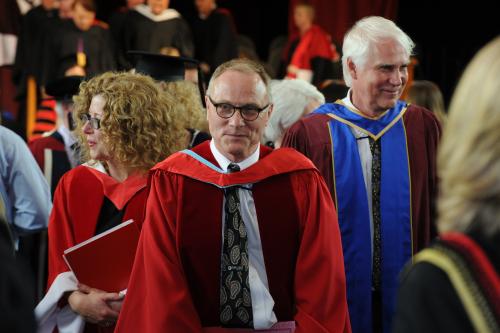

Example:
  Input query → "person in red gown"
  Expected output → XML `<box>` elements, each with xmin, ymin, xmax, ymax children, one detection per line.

<box><xmin>116</xmin><ymin>59</ymin><xmax>350</xmax><ymax>333</ymax></box>
<box><xmin>36</xmin><ymin>71</ymin><xmax>186</xmax><ymax>332</ymax></box>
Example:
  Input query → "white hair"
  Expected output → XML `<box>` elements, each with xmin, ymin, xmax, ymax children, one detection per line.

<box><xmin>342</xmin><ymin>16</ymin><xmax>415</xmax><ymax>87</ymax></box>
<box><xmin>263</xmin><ymin>79</ymin><xmax>325</xmax><ymax>144</ymax></box>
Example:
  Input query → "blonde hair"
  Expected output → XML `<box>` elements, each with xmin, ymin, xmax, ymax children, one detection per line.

<box><xmin>407</xmin><ymin>80</ymin><xmax>447</xmax><ymax>125</ymax></box>
<box><xmin>73</xmin><ymin>71</ymin><xmax>186</xmax><ymax>172</ymax></box>
<box><xmin>438</xmin><ymin>36</ymin><xmax>500</xmax><ymax>236</ymax></box>
<box><xmin>160</xmin><ymin>80</ymin><xmax>208</xmax><ymax>132</ymax></box>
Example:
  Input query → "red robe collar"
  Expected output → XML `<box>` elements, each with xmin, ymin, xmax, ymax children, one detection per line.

<box><xmin>152</xmin><ymin>141</ymin><xmax>316</xmax><ymax>187</ymax></box>
<box><xmin>85</xmin><ymin>167</ymin><xmax>147</xmax><ymax>210</ymax></box>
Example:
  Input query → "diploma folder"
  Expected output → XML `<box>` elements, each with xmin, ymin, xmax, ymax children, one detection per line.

<box><xmin>63</xmin><ymin>219</ymin><xmax>139</xmax><ymax>292</ymax></box>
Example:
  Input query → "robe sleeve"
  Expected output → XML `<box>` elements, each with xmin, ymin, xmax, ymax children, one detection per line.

<box><xmin>115</xmin><ymin>170</ymin><xmax>202</xmax><ymax>332</ymax></box>
<box><xmin>47</xmin><ymin>174</ymin><xmax>74</xmax><ymax>288</ymax></box>
<box><xmin>291</xmin><ymin>170</ymin><xmax>351</xmax><ymax>333</ymax></box>
<box><xmin>282</xmin><ymin>116</ymin><xmax>336</xmax><ymax>201</ymax></box>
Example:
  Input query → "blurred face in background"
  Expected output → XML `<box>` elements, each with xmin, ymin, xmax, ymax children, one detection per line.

<box><xmin>73</xmin><ymin>2</ymin><xmax>95</xmax><ymax>31</ymax></box>
<box><xmin>148</xmin><ymin>0</ymin><xmax>169</xmax><ymax>15</ymax></box>
<box><xmin>195</xmin><ymin>0</ymin><xmax>215</xmax><ymax>17</ymax></box>
<box><xmin>59</xmin><ymin>0</ymin><xmax>74</xmax><ymax>18</ymax></box>
<box><xmin>293</xmin><ymin>5</ymin><xmax>314</xmax><ymax>32</ymax></box>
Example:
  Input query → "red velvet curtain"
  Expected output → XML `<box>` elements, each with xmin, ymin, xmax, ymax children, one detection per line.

<box><xmin>288</xmin><ymin>0</ymin><xmax>399</xmax><ymax>44</ymax></box>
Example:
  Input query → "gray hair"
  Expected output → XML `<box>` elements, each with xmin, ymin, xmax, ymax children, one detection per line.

<box><xmin>263</xmin><ymin>79</ymin><xmax>325</xmax><ymax>144</ymax></box>
<box><xmin>342</xmin><ymin>16</ymin><xmax>415</xmax><ymax>87</ymax></box>
<box><xmin>438</xmin><ymin>36</ymin><xmax>500</xmax><ymax>236</ymax></box>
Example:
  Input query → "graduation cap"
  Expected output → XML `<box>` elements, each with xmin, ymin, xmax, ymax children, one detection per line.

<box><xmin>127</xmin><ymin>50</ymin><xmax>206</xmax><ymax>107</ymax></box>
<box><xmin>45</xmin><ymin>76</ymin><xmax>85</xmax><ymax>101</ymax></box>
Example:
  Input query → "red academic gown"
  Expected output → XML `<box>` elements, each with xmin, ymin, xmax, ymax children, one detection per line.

<box><xmin>115</xmin><ymin>142</ymin><xmax>350</xmax><ymax>333</ymax></box>
<box><xmin>47</xmin><ymin>165</ymin><xmax>148</xmax><ymax>333</ymax></box>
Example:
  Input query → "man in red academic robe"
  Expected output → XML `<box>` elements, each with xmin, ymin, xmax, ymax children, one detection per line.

<box><xmin>116</xmin><ymin>59</ymin><xmax>350</xmax><ymax>333</ymax></box>
<box><xmin>282</xmin><ymin>17</ymin><xmax>440</xmax><ymax>333</ymax></box>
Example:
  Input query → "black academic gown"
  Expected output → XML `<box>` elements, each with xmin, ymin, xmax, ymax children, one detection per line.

<box><xmin>392</xmin><ymin>229</ymin><xmax>500</xmax><ymax>333</ymax></box>
<box><xmin>41</xmin><ymin>20</ymin><xmax>116</xmax><ymax>84</ymax></box>
<box><xmin>13</xmin><ymin>5</ymin><xmax>59</xmax><ymax>97</ymax></box>
<box><xmin>192</xmin><ymin>8</ymin><xmax>238</xmax><ymax>76</ymax></box>
<box><xmin>123</xmin><ymin>9</ymin><xmax>194</xmax><ymax>66</ymax></box>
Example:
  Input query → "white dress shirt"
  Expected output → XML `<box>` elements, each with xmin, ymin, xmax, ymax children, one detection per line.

<box><xmin>210</xmin><ymin>140</ymin><xmax>278</xmax><ymax>329</ymax></box>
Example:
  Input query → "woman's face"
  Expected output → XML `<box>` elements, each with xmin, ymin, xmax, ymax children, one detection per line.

<box><xmin>83</xmin><ymin>95</ymin><xmax>110</xmax><ymax>161</ymax></box>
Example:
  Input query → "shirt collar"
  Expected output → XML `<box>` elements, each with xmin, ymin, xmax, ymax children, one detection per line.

<box><xmin>342</xmin><ymin>89</ymin><xmax>356</xmax><ymax>110</ymax></box>
<box><xmin>210</xmin><ymin>140</ymin><xmax>259</xmax><ymax>172</ymax></box>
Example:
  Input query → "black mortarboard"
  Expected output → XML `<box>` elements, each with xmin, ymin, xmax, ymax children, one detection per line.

<box><xmin>45</xmin><ymin>76</ymin><xmax>85</xmax><ymax>101</ymax></box>
<box><xmin>127</xmin><ymin>50</ymin><xmax>206</xmax><ymax>107</ymax></box>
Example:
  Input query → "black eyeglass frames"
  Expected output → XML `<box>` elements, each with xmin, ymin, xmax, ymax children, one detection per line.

<box><xmin>207</xmin><ymin>95</ymin><xmax>270</xmax><ymax>121</ymax></box>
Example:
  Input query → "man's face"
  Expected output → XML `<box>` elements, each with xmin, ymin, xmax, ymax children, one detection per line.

<box><xmin>206</xmin><ymin>70</ymin><xmax>272</xmax><ymax>162</ymax></box>
<box><xmin>349</xmin><ymin>39</ymin><xmax>409</xmax><ymax>116</ymax></box>
<box><xmin>148</xmin><ymin>0</ymin><xmax>169</xmax><ymax>15</ymax></box>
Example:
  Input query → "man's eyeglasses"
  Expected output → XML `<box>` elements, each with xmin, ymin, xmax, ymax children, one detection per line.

<box><xmin>207</xmin><ymin>96</ymin><xmax>270</xmax><ymax>121</ymax></box>
<box><xmin>79</xmin><ymin>113</ymin><xmax>101</xmax><ymax>130</ymax></box>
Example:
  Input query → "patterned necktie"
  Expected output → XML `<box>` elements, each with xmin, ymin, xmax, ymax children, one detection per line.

<box><xmin>369</xmin><ymin>138</ymin><xmax>383</xmax><ymax>332</ymax></box>
<box><xmin>220</xmin><ymin>163</ymin><xmax>253</xmax><ymax>328</ymax></box>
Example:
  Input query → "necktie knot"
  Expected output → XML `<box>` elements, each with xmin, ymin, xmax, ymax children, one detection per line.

<box><xmin>227</xmin><ymin>163</ymin><xmax>240</xmax><ymax>173</ymax></box>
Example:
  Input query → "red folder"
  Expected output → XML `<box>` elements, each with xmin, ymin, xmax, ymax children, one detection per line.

<box><xmin>63</xmin><ymin>219</ymin><xmax>140</xmax><ymax>293</ymax></box>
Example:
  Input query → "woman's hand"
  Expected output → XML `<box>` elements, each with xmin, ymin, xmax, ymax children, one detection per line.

<box><xmin>68</xmin><ymin>284</ymin><xmax>124</xmax><ymax>327</ymax></box>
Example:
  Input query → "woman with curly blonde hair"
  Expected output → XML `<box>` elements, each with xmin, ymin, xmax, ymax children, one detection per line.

<box><xmin>39</xmin><ymin>71</ymin><xmax>186</xmax><ymax>333</ymax></box>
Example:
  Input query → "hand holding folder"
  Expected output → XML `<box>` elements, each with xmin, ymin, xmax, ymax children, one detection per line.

<box><xmin>63</xmin><ymin>219</ymin><xmax>140</xmax><ymax>292</ymax></box>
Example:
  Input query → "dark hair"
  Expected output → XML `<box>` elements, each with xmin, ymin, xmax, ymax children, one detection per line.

<box><xmin>72</xmin><ymin>0</ymin><xmax>96</xmax><ymax>12</ymax></box>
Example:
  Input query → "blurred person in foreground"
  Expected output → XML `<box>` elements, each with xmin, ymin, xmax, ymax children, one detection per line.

<box><xmin>35</xmin><ymin>72</ymin><xmax>185</xmax><ymax>333</ymax></box>
<box><xmin>393</xmin><ymin>36</ymin><xmax>500</xmax><ymax>333</ymax></box>
<box><xmin>282</xmin><ymin>16</ymin><xmax>441</xmax><ymax>333</ymax></box>
<box><xmin>116</xmin><ymin>58</ymin><xmax>350</xmax><ymax>332</ymax></box>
